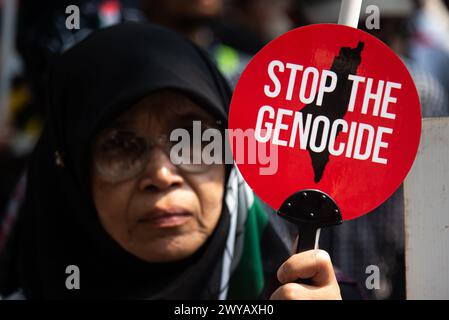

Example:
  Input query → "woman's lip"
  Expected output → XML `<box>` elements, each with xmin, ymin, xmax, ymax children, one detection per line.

<box><xmin>138</xmin><ymin>209</ymin><xmax>193</xmax><ymax>227</ymax></box>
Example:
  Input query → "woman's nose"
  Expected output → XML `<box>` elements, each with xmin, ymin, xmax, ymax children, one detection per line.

<box><xmin>138</xmin><ymin>147</ymin><xmax>184</xmax><ymax>192</ymax></box>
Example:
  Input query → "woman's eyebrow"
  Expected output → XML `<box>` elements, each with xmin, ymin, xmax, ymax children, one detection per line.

<box><xmin>108</xmin><ymin>118</ymin><xmax>136</xmax><ymax>129</ymax></box>
<box><xmin>174</xmin><ymin>112</ymin><xmax>216</xmax><ymax>127</ymax></box>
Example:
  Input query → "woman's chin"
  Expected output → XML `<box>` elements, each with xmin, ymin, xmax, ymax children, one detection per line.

<box><xmin>128</xmin><ymin>233</ymin><xmax>207</xmax><ymax>263</ymax></box>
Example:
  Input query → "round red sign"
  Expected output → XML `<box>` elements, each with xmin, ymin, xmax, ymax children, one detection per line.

<box><xmin>228</xmin><ymin>24</ymin><xmax>421</xmax><ymax>220</ymax></box>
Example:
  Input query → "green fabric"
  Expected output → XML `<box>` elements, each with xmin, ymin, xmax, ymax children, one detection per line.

<box><xmin>214</xmin><ymin>44</ymin><xmax>240</xmax><ymax>78</ymax></box>
<box><xmin>227</xmin><ymin>195</ymin><xmax>269</xmax><ymax>299</ymax></box>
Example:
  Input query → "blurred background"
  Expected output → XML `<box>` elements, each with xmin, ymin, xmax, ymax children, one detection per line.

<box><xmin>1</xmin><ymin>0</ymin><xmax>449</xmax><ymax>300</ymax></box>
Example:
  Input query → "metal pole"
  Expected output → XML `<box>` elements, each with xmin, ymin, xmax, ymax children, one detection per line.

<box><xmin>338</xmin><ymin>0</ymin><xmax>363</xmax><ymax>28</ymax></box>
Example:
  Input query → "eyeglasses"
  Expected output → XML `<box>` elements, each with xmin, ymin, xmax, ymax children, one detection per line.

<box><xmin>92</xmin><ymin>123</ymin><xmax>224</xmax><ymax>183</ymax></box>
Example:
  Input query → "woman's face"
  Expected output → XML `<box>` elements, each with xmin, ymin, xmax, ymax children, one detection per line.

<box><xmin>91</xmin><ymin>91</ymin><xmax>225</xmax><ymax>262</ymax></box>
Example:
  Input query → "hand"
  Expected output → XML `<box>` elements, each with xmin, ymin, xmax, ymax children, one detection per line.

<box><xmin>270</xmin><ymin>249</ymin><xmax>342</xmax><ymax>300</ymax></box>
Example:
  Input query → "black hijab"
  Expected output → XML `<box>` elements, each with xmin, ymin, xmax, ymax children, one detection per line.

<box><xmin>0</xmin><ymin>23</ymin><xmax>234</xmax><ymax>299</ymax></box>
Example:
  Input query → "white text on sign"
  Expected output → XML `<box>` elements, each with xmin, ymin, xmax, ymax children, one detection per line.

<box><xmin>255</xmin><ymin>60</ymin><xmax>400</xmax><ymax>165</ymax></box>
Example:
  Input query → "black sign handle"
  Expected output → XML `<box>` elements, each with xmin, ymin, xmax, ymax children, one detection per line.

<box><xmin>296</xmin><ymin>225</ymin><xmax>320</xmax><ymax>253</ymax></box>
<box><xmin>277</xmin><ymin>190</ymin><xmax>342</xmax><ymax>283</ymax></box>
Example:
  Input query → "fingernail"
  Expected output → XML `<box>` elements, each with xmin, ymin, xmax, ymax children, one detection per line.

<box><xmin>316</xmin><ymin>249</ymin><xmax>331</xmax><ymax>261</ymax></box>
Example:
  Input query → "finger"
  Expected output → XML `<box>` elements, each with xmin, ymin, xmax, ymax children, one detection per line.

<box><xmin>270</xmin><ymin>283</ymin><xmax>305</xmax><ymax>300</ymax></box>
<box><xmin>270</xmin><ymin>282</ymin><xmax>342</xmax><ymax>300</ymax></box>
<box><xmin>277</xmin><ymin>249</ymin><xmax>337</xmax><ymax>286</ymax></box>
<box><xmin>291</xmin><ymin>236</ymin><xmax>298</xmax><ymax>255</ymax></box>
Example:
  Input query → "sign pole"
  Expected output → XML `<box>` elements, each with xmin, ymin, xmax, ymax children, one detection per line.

<box><xmin>338</xmin><ymin>0</ymin><xmax>363</xmax><ymax>28</ymax></box>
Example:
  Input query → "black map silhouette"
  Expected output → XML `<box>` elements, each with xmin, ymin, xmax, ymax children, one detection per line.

<box><xmin>301</xmin><ymin>41</ymin><xmax>364</xmax><ymax>183</ymax></box>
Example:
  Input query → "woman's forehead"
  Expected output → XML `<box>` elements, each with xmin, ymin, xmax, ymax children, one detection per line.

<box><xmin>121</xmin><ymin>91</ymin><xmax>214</xmax><ymax>121</ymax></box>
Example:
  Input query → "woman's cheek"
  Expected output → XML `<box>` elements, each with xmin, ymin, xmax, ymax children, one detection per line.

<box><xmin>189</xmin><ymin>168</ymin><xmax>225</xmax><ymax>234</ymax></box>
<box><xmin>92</xmin><ymin>177</ymin><xmax>135</xmax><ymax>241</ymax></box>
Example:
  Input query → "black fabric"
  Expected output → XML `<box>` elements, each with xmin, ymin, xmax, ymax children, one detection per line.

<box><xmin>0</xmin><ymin>23</ymin><xmax>233</xmax><ymax>299</ymax></box>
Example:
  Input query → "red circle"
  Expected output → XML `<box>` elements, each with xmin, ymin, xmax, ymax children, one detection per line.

<box><xmin>228</xmin><ymin>24</ymin><xmax>421</xmax><ymax>220</ymax></box>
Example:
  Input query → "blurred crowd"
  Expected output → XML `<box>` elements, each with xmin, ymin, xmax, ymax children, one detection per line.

<box><xmin>1</xmin><ymin>0</ymin><xmax>449</xmax><ymax>299</ymax></box>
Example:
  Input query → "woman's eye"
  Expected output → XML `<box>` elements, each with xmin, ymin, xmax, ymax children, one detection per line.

<box><xmin>99</xmin><ymin>131</ymin><xmax>147</xmax><ymax>156</ymax></box>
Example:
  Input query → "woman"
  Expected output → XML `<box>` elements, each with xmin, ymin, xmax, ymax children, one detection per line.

<box><xmin>0</xmin><ymin>23</ymin><xmax>341</xmax><ymax>299</ymax></box>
